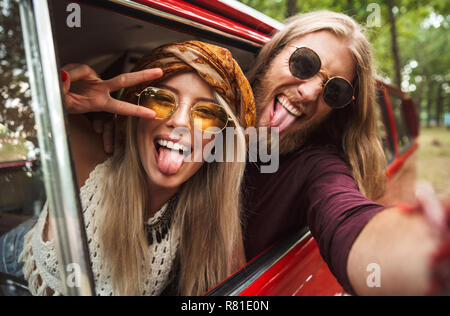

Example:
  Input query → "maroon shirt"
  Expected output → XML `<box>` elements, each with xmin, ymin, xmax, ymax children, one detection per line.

<box><xmin>243</xmin><ymin>145</ymin><xmax>385</xmax><ymax>294</ymax></box>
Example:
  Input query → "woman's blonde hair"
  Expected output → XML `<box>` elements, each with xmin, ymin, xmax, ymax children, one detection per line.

<box><xmin>99</xmin><ymin>83</ymin><xmax>247</xmax><ymax>296</ymax></box>
<box><xmin>249</xmin><ymin>10</ymin><xmax>386</xmax><ymax>200</ymax></box>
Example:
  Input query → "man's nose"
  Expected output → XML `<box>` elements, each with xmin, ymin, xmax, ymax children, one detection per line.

<box><xmin>166</xmin><ymin>102</ymin><xmax>191</xmax><ymax>130</ymax></box>
<box><xmin>296</xmin><ymin>78</ymin><xmax>323</xmax><ymax>103</ymax></box>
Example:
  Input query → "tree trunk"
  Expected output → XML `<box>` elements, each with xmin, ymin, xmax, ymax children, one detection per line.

<box><xmin>435</xmin><ymin>83</ymin><xmax>444</xmax><ymax>127</ymax></box>
<box><xmin>426</xmin><ymin>80</ymin><xmax>434</xmax><ymax>128</ymax></box>
<box><xmin>285</xmin><ymin>0</ymin><xmax>298</xmax><ymax>19</ymax></box>
<box><xmin>447</xmin><ymin>94</ymin><xmax>450</xmax><ymax>113</ymax></box>
<box><xmin>386</xmin><ymin>0</ymin><xmax>402</xmax><ymax>89</ymax></box>
<box><xmin>414</xmin><ymin>78</ymin><xmax>425</xmax><ymax>116</ymax></box>
<box><xmin>446</xmin><ymin>94</ymin><xmax>450</xmax><ymax>130</ymax></box>
<box><xmin>346</xmin><ymin>0</ymin><xmax>355</xmax><ymax>17</ymax></box>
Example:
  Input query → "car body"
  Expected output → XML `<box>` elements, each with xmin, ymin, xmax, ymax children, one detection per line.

<box><xmin>0</xmin><ymin>0</ymin><xmax>419</xmax><ymax>296</ymax></box>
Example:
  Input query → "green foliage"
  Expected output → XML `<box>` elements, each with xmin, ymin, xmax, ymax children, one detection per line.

<box><xmin>417</xmin><ymin>127</ymin><xmax>450</xmax><ymax>199</ymax></box>
<box><xmin>0</xmin><ymin>0</ymin><xmax>36</xmax><ymax>144</ymax></box>
<box><xmin>238</xmin><ymin>0</ymin><xmax>450</xmax><ymax>126</ymax></box>
<box><xmin>0</xmin><ymin>132</ymin><xmax>29</xmax><ymax>162</ymax></box>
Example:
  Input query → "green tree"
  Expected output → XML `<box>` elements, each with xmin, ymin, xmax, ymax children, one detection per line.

<box><xmin>238</xmin><ymin>0</ymin><xmax>450</xmax><ymax>127</ymax></box>
<box><xmin>385</xmin><ymin>0</ymin><xmax>402</xmax><ymax>87</ymax></box>
<box><xmin>285</xmin><ymin>0</ymin><xmax>298</xmax><ymax>18</ymax></box>
<box><xmin>0</xmin><ymin>0</ymin><xmax>35</xmax><ymax>145</ymax></box>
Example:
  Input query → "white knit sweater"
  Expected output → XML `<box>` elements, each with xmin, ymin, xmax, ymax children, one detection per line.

<box><xmin>19</xmin><ymin>160</ymin><xmax>180</xmax><ymax>296</ymax></box>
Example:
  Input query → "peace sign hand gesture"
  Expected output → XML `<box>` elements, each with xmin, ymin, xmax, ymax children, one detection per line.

<box><xmin>61</xmin><ymin>64</ymin><xmax>163</xmax><ymax>119</ymax></box>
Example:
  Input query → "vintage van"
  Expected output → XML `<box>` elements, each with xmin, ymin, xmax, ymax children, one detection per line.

<box><xmin>0</xmin><ymin>0</ymin><xmax>419</xmax><ymax>296</ymax></box>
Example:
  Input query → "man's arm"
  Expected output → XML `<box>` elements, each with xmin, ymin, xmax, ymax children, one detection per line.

<box><xmin>347</xmin><ymin>207</ymin><xmax>440</xmax><ymax>296</ymax></box>
<box><xmin>300</xmin><ymin>148</ymin><xmax>447</xmax><ymax>296</ymax></box>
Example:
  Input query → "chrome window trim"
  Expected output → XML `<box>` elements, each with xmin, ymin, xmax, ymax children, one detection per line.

<box><xmin>217</xmin><ymin>0</ymin><xmax>284</xmax><ymax>31</ymax></box>
<box><xmin>105</xmin><ymin>0</ymin><xmax>265</xmax><ymax>51</ymax></box>
<box><xmin>206</xmin><ymin>228</ymin><xmax>311</xmax><ymax>296</ymax></box>
<box><xmin>17</xmin><ymin>0</ymin><xmax>95</xmax><ymax>296</ymax></box>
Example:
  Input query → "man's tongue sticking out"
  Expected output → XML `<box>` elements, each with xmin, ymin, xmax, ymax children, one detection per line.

<box><xmin>270</xmin><ymin>98</ymin><xmax>297</xmax><ymax>134</ymax></box>
<box><xmin>158</xmin><ymin>148</ymin><xmax>185</xmax><ymax>175</ymax></box>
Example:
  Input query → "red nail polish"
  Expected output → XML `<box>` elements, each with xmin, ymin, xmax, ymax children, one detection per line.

<box><xmin>61</xmin><ymin>70</ymin><xmax>68</xmax><ymax>82</ymax></box>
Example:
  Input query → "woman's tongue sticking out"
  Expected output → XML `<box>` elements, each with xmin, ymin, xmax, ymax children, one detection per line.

<box><xmin>157</xmin><ymin>147</ymin><xmax>185</xmax><ymax>176</ymax></box>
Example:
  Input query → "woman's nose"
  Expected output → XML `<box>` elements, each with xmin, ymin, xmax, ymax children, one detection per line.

<box><xmin>166</xmin><ymin>102</ymin><xmax>191</xmax><ymax>130</ymax></box>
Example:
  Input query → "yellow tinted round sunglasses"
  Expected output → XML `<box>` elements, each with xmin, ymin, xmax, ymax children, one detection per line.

<box><xmin>136</xmin><ymin>86</ymin><xmax>231</xmax><ymax>134</ymax></box>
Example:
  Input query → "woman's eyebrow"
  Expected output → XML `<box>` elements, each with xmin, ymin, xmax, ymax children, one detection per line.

<box><xmin>157</xmin><ymin>84</ymin><xmax>178</xmax><ymax>94</ymax></box>
<box><xmin>195</xmin><ymin>96</ymin><xmax>216</xmax><ymax>103</ymax></box>
<box><xmin>157</xmin><ymin>84</ymin><xmax>216</xmax><ymax>103</ymax></box>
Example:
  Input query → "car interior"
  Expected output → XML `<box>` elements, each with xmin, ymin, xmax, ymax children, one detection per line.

<box><xmin>51</xmin><ymin>0</ymin><xmax>258</xmax><ymax>77</ymax></box>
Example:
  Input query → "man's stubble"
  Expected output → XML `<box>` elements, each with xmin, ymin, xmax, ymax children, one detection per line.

<box><xmin>253</xmin><ymin>73</ymin><xmax>331</xmax><ymax>156</ymax></box>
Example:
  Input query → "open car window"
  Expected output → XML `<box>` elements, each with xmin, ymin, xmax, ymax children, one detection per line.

<box><xmin>46</xmin><ymin>0</ymin><xmax>260</xmax><ymax>296</ymax></box>
<box><xmin>50</xmin><ymin>0</ymin><xmax>259</xmax><ymax>75</ymax></box>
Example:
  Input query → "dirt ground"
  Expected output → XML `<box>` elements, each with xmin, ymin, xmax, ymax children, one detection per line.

<box><xmin>417</xmin><ymin>127</ymin><xmax>450</xmax><ymax>201</ymax></box>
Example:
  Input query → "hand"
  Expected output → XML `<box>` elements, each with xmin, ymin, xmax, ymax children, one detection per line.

<box><xmin>61</xmin><ymin>64</ymin><xmax>163</xmax><ymax>119</ymax></box>
<box><xmin>415</xmin><ymin>182</ymin><xmax>447</xmax><ymax>234</ymax></box>
<box><xmin>413</xmin><ymin>182</ymin><xmax>450</xmax><ymax>295</ymax></box>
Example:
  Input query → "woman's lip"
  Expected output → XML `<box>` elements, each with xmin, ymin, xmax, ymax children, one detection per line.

<box><xmin>155</xmin><ymin>134</ymin><xmax>192</xmax><ymax>151</ymax></box>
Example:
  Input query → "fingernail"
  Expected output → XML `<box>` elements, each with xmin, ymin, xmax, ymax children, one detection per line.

<box><xmin>153</xmin><ymin>68</ymin><xmax>163</xmax><ymax>76</ymax></box>
<box><xmin>61</xmin><ymin>70</ymin><xmax>68</xmax><ymax>82</ymax></box>
<box><xmin>143</xmin><ymin>108</ymin><xmax>156</xmax><ymax>118</ymax></box>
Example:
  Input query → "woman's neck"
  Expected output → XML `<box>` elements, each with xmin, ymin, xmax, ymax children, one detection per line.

<box><xmin>146</xmin><ymin>183</ymin><xmax>179</xmax><ymax>221</ymax></box>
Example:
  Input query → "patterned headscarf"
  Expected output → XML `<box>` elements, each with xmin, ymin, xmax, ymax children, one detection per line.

<box><xmin>124</xmin><ymin>41</ymin><xmax>256</xmax><ymax>130</ymax></box>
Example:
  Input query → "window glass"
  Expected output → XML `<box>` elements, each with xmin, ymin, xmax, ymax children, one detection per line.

<box><xmin>0</xmin><ymin>0</ymin><xmax>45</xmax><ymax>235</ymax></box>
<box><xmin>375</xmin><ymin>90</ymin><xmax>395</xmax><ymax>163</ymax></box>
<box><xmin>389</xmin><ymin>93</ymin><xmax>413</xmax><ymax>153</ymax></box>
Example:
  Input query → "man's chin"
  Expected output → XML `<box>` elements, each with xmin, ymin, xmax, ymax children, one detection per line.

<box><xmin>270</xmin><ymin>114</ymin><xmax>328</xmax><ymax>156</ymax></box>
<box><xmin>259</xmin><ymin>122</ymin><xmax>308</xmax><ymax>156</ymax></box>
<box><xmin>277</xmin><ymin>128</ymin><xmax>309</xmax><ymax>155</ymax></box>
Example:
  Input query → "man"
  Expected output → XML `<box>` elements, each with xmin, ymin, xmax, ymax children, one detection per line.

<box><xmin>242</xmin><ymin>11</ymin><xmax>448</xmax><ymax>295</ymax></box>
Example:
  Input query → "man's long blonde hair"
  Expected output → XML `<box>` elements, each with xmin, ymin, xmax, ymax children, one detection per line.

<box><xmin>99</xmin><ymin>88</ymin><xmax>246</xmax><ymax>296</ymax></box>
<box><xmin>248</xmin><ymin>10</ymin><xmax>386</xmax><ymax>200</ymax></box>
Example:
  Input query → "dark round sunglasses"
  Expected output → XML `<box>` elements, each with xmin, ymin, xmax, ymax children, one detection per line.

<box><xmin>289</xmin><ymin>47</ymin><xmax>355</xmax><ymax>109</ymax></box>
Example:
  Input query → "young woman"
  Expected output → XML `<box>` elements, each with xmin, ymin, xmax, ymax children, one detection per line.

<box><xmin>3</xmin><ymin>41</ymin><xmax>256</xmax><ymax>296</ymax></box>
